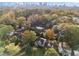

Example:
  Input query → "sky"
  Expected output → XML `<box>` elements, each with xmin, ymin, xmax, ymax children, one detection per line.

<box><xmin>0</xmin><ymin>0</ymin><xmax>79</xmax><ymax>2</ymax></box>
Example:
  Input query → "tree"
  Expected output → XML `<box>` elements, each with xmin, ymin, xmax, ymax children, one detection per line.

<box><xmin>44</xmin><ymin>48</ymin><xmax>59</xmax><ymax>56</ymax></box>
<box><xmin>42</xmin><ymin>14</ymin><xmax>53</xmax><ymax>21</ymax></box>
<box><xmin>15</xmin><ymin>9</ymin><xmax>31</xmax><ymax>17</ymax></box>
<box><xmin>60</xmin><ymin>23</ymin><xmax>79</xmax><ymax>55</ymax></box>
<box><xmin>26</xmin><ymin>14</ymin><xmax>48</xmax><ymax>28</ymax></box>
<box><xmin>5</xmin><ymin>43</ymin><xmax>21</xmax><ymax>55</ymax></box>
<box><xmin>2</xmin><ymin>11</ymin><xmax>16</xmax><ymax>19</ymax></box>
<box><xmin>0</xmin><ymin>24</ymin><xmax>14</xmax><ymax>40</ymax></box>
<box><xmin>0</xmin><ymin>47</ymin><xmax>5</xmax><ymax>56</ymax></box>
<box><xmin>16</xmin><ymin>17</ymin><xmax>26</xmax><ymax>26</ymax></box>
<box><xmin>57</xmin><ymin>16</ymin><xmax>73</xmax><ymax>24</ymax></box>
<box><xmin>0</xmin><ymin>13</ymin><xmax>16</xmax><ymax>28</ymax></box>
<box><xmin>22</xmin><ymin>30</ymin><xmax>37</xmax><ymax>44</ymax></box>
<box><xmin>45</xmin><ymin>28</ymin><xmax>54</xmax><ymax>40</ymax></box>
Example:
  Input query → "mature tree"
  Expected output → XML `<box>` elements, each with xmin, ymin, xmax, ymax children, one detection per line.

<box><xmin>42</xmin><ymin>14</ymin><xmax>53</xmax><ymax>21</ymax></box>
<box><xmin>5</xmin><ymin>43</ymin><xmax>21</xmax><ymax>55</ymax></box>
<box><xmin>0</xmin><ymin>24</ymin><xmax>14</xmax><ymax>40</ymax></box>
<box><xmin>27</xmin><ymin>14</ymin><xmax>48</xmax><ymax>28</ymax></box>
<box><xmin>44</xmin><ymin>48</ymin><xmax>59</xmax><ymax>56</ymax></box>
<box><xmin>16</xmin><ymin>17</ymin><xmax>26</xmax><ymax>26</ymax></box>
<box><xmin>22</xmin><ymin>30</ymin><xmax>37</xmax><ymax>44</ymax></box>
<box><xmin>0</xmin><ymin>12</ymin><xmax>16</xmax><ymax>28</ymax></box>
<box><xmin>59</xmin><ymin>23</ymin><xmax>79</xmax><ymax>55</ymax></box>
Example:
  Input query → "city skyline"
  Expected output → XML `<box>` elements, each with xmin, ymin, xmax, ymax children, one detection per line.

<box><xmin>0</xmin><ymin>2</ymin><xmax>79</xmax><ymax>8</ymax></box>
